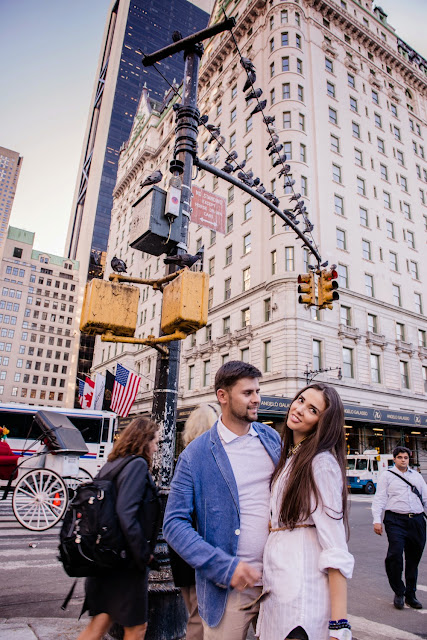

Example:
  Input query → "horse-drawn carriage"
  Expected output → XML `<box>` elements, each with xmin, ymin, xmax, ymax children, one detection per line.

<box><xmin>0</xmin><ymin>410</ymin><xmax>91</xmax><ymax>531</ymax></box>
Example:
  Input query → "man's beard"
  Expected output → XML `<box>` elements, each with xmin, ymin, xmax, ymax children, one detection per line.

<box><xmin>230</xmin><ymin>404</ymin><xmax>258</xmax><ymax>423</ymax></box>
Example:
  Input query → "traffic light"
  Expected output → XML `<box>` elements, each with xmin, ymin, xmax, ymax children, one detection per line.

<box><xmin>298</xmin><ymin>272</ymin><xmax>315</xmax><ymax>306</ymax></box>
<box><xmin>318</xmin><ymin>268</ymin><xmax>339</xmax><ymax>309</ymax></box>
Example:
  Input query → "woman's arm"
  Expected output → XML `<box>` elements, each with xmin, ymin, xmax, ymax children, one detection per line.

<box><xmin>328</xmin><ymin>568</ymin><xmax>348</xmax><ymax>636</ymax></box>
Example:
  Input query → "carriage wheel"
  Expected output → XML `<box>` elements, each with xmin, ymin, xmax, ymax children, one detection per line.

<box><xmin>12</xmin><ymin>469</ymin><xmax>68</xmax><ymax>531</ymax></box>
<box><xmin>63</xmin><ymin>467</ymin><xmax>93</xmax><ymax>498</ymax></box>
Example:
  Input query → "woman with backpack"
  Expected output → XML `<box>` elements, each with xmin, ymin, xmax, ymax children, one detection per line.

<box><xmin>256</xmin><ymin>383</ymin><xmax>354</xmax><ymax>640</ymax></box>
<box><xmin>78</xmin><ymin>417</ymin><xmax>161</xmax><ymax>640</ymax></box>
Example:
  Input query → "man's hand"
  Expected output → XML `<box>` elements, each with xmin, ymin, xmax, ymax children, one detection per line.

<box><xmin>374</xmin><ymin>523</ymin><xmax>383</xmax><ymax>536</ymax></box>
<box><xmin>230</xmin><ymin>561</ymin><xmax>261</xmax><ymax>591</ymax></box>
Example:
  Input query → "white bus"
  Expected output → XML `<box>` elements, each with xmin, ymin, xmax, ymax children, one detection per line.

<box><xmin>0</xmin><ymin>402</ymin><xmax>117</xmax><ymax>478</ymax></box>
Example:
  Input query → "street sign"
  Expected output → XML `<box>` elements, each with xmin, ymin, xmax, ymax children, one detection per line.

<box><xmin>191</xmin><ymin>185</ymin><xmax>226</xmax><ymax>233</ymax></box>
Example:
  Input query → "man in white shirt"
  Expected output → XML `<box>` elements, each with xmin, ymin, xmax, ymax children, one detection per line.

<box><xmin>164</xmin><ymin>361</ymin><xmax>281</xmax><ymax>639</ymax></box>
<box><xmin>372</xmin><ymin>446</ymin><xmax>427</xmax><ymax>610</ymax></box>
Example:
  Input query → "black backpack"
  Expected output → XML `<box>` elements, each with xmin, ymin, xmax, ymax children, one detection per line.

<box><xmin>58</xmin><ymin>456</ymin><xmax>137</xmax><ymax>578</ymax></box>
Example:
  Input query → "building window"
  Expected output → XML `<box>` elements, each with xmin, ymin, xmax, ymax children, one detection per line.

<box><xmin>326</xmin><ymin>81</ymin><xmax>335</xmax><ymax>98</ymax></box>
<box><xmin>244</xmin><ymin>201</ymin><xmax>252</xmax><ymax>221</ymax></box>
<box><xmin>338</xmin><ymin>264</ymin><xmax>348</xmax><ymax>288</ymax></box>
<box><xmin>224</xmin><ymin>278</ymin><xmax>231</xmax><ymax>301</ymax></box>
<box><xmin>313</xmin><ymin>340</ymin><xmax>322</xmax><ymax>370</ymax></box>
<box><xmin>336</xmin><ymin>228</ymin><xmax>346</xmax><ymax>250</ymax></box>
<box><xmin>332</xmin><ymin>164</ymin><xmax>342</xmax><ymax>183</ymax></box>
<box><xmin>400</xmin><ymin>360</ymin><xmax>409</xmax><ymax>389</ymax></box>
<box><xmin>283</xmin><ymin>111</ymin><xmax>291</xmax><ymax>129</ymax></box>
<box><xmin>230</xmin><ymin>106</ymin><xmax>237</xmax><ymax>124</ymax></box>
<box><xmin>340</xmin><ymin>305</ymin><xmax>351</xmax><ymax>327</ymax></box>
<box><xmin>241</xmin><ymin>308</ymin><xmax>250</xmax><ymax>328</ymax></box>
<box><xmin>225</xmin><ymin>245</ymin><xmax>232</xmax><ymax>265</ymax></box>
<box><xmin>386</xmin><ymin>220</ymin><xmax>395</xmax><ymax>239</ymax></box>
<box><xmin>418</xmin><ymin>329</ymin><xmax>426</xmax><ymax>348</ymax></box>
<box><xmin>264</xmin><ymin>341</ymin><xmax>272</xmax><ymax>372</ymax></box>
<box><xmin>284</xmin><ymin>246</ymin><xmax>294</xmax><ymax>271</ymax></box>
<box><xmin>297</xmin><ymin>58</ymin><xmax>303</xmax><ymax>74</ymax></box>
<box><xmin>367</xmin><ymin>314</ymin><xmax>378</xmax><ymax>334</ymax></box>
<box><xmin>282</xmin><ymin>56</ymin><xmax>289</xmax><ymax>72</ymax></box>
<box><xmin>392</xmin><ymin>284</ymin><xmax>401</xmax><ymax>307</ymax></box>
<box><xmin>281</xmin><ymin>9</ymin><xmax>288</xmax><ymax>23</ymax></box>
<box><xmin>282</xmin><ymin>83</ymin><xmax>290</xmax><ymax>99</ymax></box>
<box><xmin>370</xmin><ymin>354</ymin><xmax>381</xmax><ymax>383</ymax></box>
<box><xmin>383</xmin><ymin>191</ymin><xmax>391</xmax><ymax>209</ymax></box>
<box><xmin>347</xmin><ymin>73</ymin><xmax>355</xmax><ymax>88</ymax></box>
<box><xmin>365</xmin><ymin>274</ymin><xmax>374</xmax><ymax>297</ymax></box>
<box><xmin>396</xmin><ymin>322</ymin><xmax>405</xmax><ymax>341</ymax></box>
<box><xmin>330</xmin><ymin>135</ymin><xmax>340</xmax><ymax>153</ymax></box>
<box><xmin>325</xmin><ymin>58</ymin><xmax>333</xmax><ymax>73</ymax></box>
<box><xmin>246</xmin><ymin>116</ymin><xmax>253</xmax><ymax>132</ymax></box>
<box><xmin>359</xmin><ymin>207</ymin><xmax>368</xmax><ymax>226</ymax></box>
<box><xmin>389</xmin><ymin>251</ymin><xmax>398</xmax><ymax>271</ymax></box>
<box><xmin>362</xmin><ymin>240</ymin><xmax>371</xmax><ymax>260</ymax></box>
<box><xmin>243</xmin><ymin>233</ymin><xmax>251</xmax><ymax>255</ymax></box>
<box><xmin>349</xmin><ymin>96</ymin><xmax>358</xmax><ymax>113</ymax></box>
<box><xmin>377</xmin><ymin>137</ymin><xmax>385</xmax><ymax>153</ymax></box>
<box><xmin>297</xmin><ymin>85</ymin><xmax>304</xmax><ymax>102</ymax></box>
<box><xmin>271</xmin><ymin>250</ymin><xmax>277</xmax><ymax>275</ymax></box>
<box><xmin>231</xmin><ymin>84</ymin><xmax>237</xmax><ymax>100</ymax></box>
<box><xmin>354</xmin><ymin>148</ymin><xmax>363</xmax><ymax>167</ymax></box>
<box><xmin>264</xmin><ymin>298</ymin><xmax>271</xmax><ymax>322</ymax></box>
<box><xmin>342</xmin><ymin>347</ymin><xmax>354</xmax><ymax>378</ymax></box>
<box><xmin>329</xmin><ymin>107</ymin><xmax>337</xmax><ymax>125</ymax></box>
<box><xmin>374</xmin><ymin>112</ymin><xmax>382</xmax><ymax>128</ymax></box>
<box><xmin>409</xmin><ymin>261</ymin><xmax>419</xmax><ymax>279</ymax></box>
<box><xmin>352</xmin><ymin>122</ymin><xmax>360</xmax><ymax>138</ymax></box>
<box><xmin>406</xmin><ymin>230</ymin><xmax>415</xmax><ymax>249</ymax></box>
<box><xmin>243</xmin><ymin>267</ymin><xmax>250</xmax><ymax>292</ymax></box>
<box><xmin>208</xmin><ymin>287</ymin><xmax>213</xmax><ymax>310</ymax></box>
<box><xmin>414</xmin><ymin>293</ymin><xmax>423</xmax><ymax>314</ymax></box>
<box><xmin>226</xmin><ymin>213</ymin><xmax>233</xmax><ymax>233</ymax></box>
<box><xmin>223</xmin><ymin>316</ymin><xmax>231</xmax><ymax>334</ymax></box>
<box><xmin>296</xmin><ymin>33</ymin><xmax>302</xmax><ymax>49</ymax></box>
<box><xmin>203</xmin><ymin>360</ymin><xmax>211</xmax><ymax>387</ymax></box>
<box><xmin>208</xmin><ymin>257</ymin><xmax>215</xmax><ymax>277</ymax></box>
<box><xmin>228</xmin><ymin>186</ymin><xmax>234</xmax><ymax>204</ymax></box>
<box><xmin>372</xmin><ymin>90</ymin><xmax>379</xmax><ymax>105</ymax></box>
<box><xmin>299</xmin><ymin>113</ymin><xmax>305</xmax><ymax>131</ymax></box>
<box><xmin>230</xmin><ymin>132</ymin><xmax>236</xmax><ymax>148</ymax></box>
<box><xmin>281</xmin><ymin>32</ymin><xmax>289</xmax><ymax>46</ymax></box>
<box><xmin>357</xmin><ymin>177</ymin><xmax>366</xmax><ymax>196</ymax></box>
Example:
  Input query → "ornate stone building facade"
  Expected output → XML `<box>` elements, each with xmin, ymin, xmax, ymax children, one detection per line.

<box><xmin>91</xmin><ymin>0</ymin><xmax>427</xmax><ymax>466</ymax></box>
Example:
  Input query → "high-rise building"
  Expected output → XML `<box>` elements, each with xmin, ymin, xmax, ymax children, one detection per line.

<box><xmin>91</xmin><ymin>0</ymin><xmax>427</xmax><ymax>468</ymax></box>
<box><xmin>0</xmin><ymin>227</ymin><xmax>79</xmax><ymax>406</ymax></box>
<box><xmin>0</xmin><ymin>147</ymin><xmax>23</xmax><ymax>254</ymax></box>
<box><xmin>65</xmin><ymin>0</ymin><xmax>209</xmax><ymax>386</ymax></box>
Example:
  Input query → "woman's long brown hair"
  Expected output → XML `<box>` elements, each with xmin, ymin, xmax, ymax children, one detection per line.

<box><xmin>108</xmin><ymin>417</ymin><xmax>158</xmax><ymax>468</ymax></box>
<box><xmin>272</xmin><ymin>383</ymin><xmax>348</xmax><ymax>534</ymax></box>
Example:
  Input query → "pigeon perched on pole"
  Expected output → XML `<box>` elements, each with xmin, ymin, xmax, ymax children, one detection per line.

<box><xmin>250</xmin><ymin>99</ymin><xmax>267</xmax><ymax>116</ymax></box>
<box><xmin>164</xmin><ymin>247</ymin><xmax>204</xmax><ymax>269</ymax></box>
<box><xmin>243</xmin><ymin>71</ymin><xmax>256</xmax><ymax>92</ymax></box>
<box><xmin>245</xmin><ymin>88</ymin><xmax>263</xmax><ymax>102</ymax></box>
<box><xmin>140</xmin><ymin>170</ymin><xmax>163</xmax><ymax>188</ymax></box>
<box><xmin>263</xmin><ymin>115</ymin><xmax>275</xmax><ymax>125</ymax></box>
<box><xmin>240</xmin><ymin>57</ymin><xmax>256</xmax><ymax>72</ymax></box>
<box><xmin>111</xmin><ymin>257</ymin><xmax>127</xmax><ymax>273</ymax></box>
<box><xmin>226</xmin><ymin>151</ymin><xmax>238</xmax><ymax>163</ymax></box>
<box><xmin>199</xmin><ymin>114</ymin><xmax>209</xmax><ymax>126</ymax></box>
<box><xmin>266</xmin><ymin>135</ymin><xmax>279</xmax><ymax>150</ymax></box>
<box><xmin>268</xmin><ymin>144</ymin><xmax>283</xmax><ymax>157</ymax></box>
<box><xmin>273</xmin><ymin>154</ymin><xmax>287</xmax><ymax>167</ymax></box>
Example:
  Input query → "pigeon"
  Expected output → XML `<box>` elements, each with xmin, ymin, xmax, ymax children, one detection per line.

<box><xmin>164</xmin><ymin>247</ymin><xmax>204</xmax><ymax>268</ymax></box>
<box><xmin>304</xmin><ymin>222</ymin><xmax>314</xmax><ymax>233</ymax></box>
<box><xmin>111</xmin><ymin>257</ymin><xmax>127</xmax><ymax>273</ymax></box>
<box><xmin>237</xmin><ymin>159</ymin><xmax>246</xmax><ymax>170</ymax></box>
<box><xmin>263</xmin><ymin>115</ymin><xmax>275</xmax><ymax>125</ymax></box>
<box><xmin>240</xmin><ymin>57</ymin><xmax>256</xmax><ymax>72</ymax></box>
<box><xmin>250</xmin><ymin>99</ymin><xmax>267</xmax><ymax>116</ymax></box>
<box><xmin>266</xmin><ymin>135</ymin><xmax>279</xmax><ymax>150</ymax></box>
<box><xmin>206</xmin><ymin>124</ymin><xmax>220</xmax><ymax>133</ymax></box>
<box><xmin>214</xmin><ymin>135</ymin><xmax>226</xmax><ymax>152</ymax></box>
<box><xmin>140</xmin><ymin>170</ymin><xmax>163</xmax><ymax>188</ymax></box>
<box><xmin>268</xmin><ymin>144</ymin><xmax>283</xmax><ymax>157</ymax></box>
<box><xmin>256</xmin><ymin>184</ymin><xmax>266</xmax><ymax>194</ymax></box>
<box><xmin>221</xmin><ymin>163</ymin><xmax>234</xmax><ymax>174</ymax></box>
<box><xmin>243</xmin><ymin>71</ymin><xmax>256</xmax><ymax>92</ymax></box>
<box><xmin>172</xmin><ymin>31</ymin><xmax>183</xmax><ymax>42</ymax></box>
<box><xmin>245</xmin><ymin>88</ymin><xmax>263</xmax><ymax>102</ymax></box>
<box><xmin>204</xmin><ymin>154</ymin><xmax>216</xmax><ymax>164</ymax></box>
<box><xmin>273</xmin><ymin>155</ymin><xmax>287</xmax><ymax>167</ymax></box>
<box><xmin>264</xmin><ymin>193</ymin><xmax>274</xmax><ymax>201</ymax></box>
<box><xmin>278</xmin><ymin>164</ymin><xmax>291</xmax><ymax>177</ymax></box>
<box><xmin>199</xmin><ymin>114</ymin><xmax>209</xmax><ymax>126</ymax></box>
<box><xmin>289</xmin><ymin>193</ymin><xmax>302</xmax><ymax>201</ymax></box>
<box><xmin>226</xmin><ymin>151</ymin><xmax>238</xmax><ymax>162</ymax></box>
<box><xmin>293</xmin><ymin>201</ymin><xmax>305</xmax><ymax>212</ymax></box>
<box><xmin>253</xmin><ymin>177</ymin><xmax>260</xmax><ymax>186</ymax></box>
<box><xmin>237</xmin><ymin>170</ymin><xmax>253</xmax><ymax>181</ymax></box>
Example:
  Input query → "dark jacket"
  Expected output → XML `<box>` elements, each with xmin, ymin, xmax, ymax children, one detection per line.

<box><xmin>98</xmin><ymin>456</ymin><xmax>161</xmax><ymax>571</ymax></box>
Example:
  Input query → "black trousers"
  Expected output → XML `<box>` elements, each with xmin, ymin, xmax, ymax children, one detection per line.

<box><xmin>384</xmin><ymin>510</ymin><xmax>426</xmax><ymax>597</ymax></box>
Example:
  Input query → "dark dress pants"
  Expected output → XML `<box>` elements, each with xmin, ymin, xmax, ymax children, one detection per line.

<box><xmin>384</xmin><ymin>511</ymin><xmax>426</xmax><ymax>597</ymax></box>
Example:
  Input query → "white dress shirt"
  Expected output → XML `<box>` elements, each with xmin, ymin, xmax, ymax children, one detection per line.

<box><xmin>372</xmin><ymin>465</ymin><xmax>427</xmax><ymax>524</ymax></box>
<box><xmin>217</xmin><ymin>416</ymin><xmax>274</xmax><ymax>577</ymax></box>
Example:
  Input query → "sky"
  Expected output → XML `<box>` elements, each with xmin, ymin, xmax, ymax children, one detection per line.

<box><xmin>0</xmin><ymin>0</ymin><xmax>426</xmax><ymax>256</ymax></box>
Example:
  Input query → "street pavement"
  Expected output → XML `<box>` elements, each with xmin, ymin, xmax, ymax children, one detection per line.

<box><xmin>1</xmin><ymin>493</ymin><xmax>426</xmax><ymax>639</ymax></box>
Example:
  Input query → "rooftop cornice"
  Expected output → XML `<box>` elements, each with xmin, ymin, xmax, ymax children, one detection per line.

<box><xmin>306</xmin><ymin>0</ymin><xmax>427</xmax><ymax>94</ymax></box>
<box><xmin>113</xmin><ymin>143</ymin><xmax>157</xmax><ymax>198</ymax></box>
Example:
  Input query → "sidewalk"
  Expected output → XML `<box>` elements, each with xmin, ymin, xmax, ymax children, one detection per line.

<box><xmin>1</xmin><ymin>615</ymin><xmax>426</xmax><ymax>640</ymax></box>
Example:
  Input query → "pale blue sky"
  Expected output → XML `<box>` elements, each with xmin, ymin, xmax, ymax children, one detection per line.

<box><xmin>0</xmin><ymin>0</ymin><xmax>425</xmax><ymax>255</ymax></box>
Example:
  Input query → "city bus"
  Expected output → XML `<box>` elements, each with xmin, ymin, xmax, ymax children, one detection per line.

<box><xmin>0</xmin><ymin>402</ymin><xmax>117</xmax><ymax>478</ymax></box>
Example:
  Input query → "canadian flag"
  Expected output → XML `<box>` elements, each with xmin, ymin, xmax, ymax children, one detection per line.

<box><xmin>81</xmin><ymin>376</ymin><xmax>95</xmax><ymax>409</ymax></box>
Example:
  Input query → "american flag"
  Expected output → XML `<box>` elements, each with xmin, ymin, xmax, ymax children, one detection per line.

<box><xmin>78</xmin><ymin>379</ymin><xmax>85</xmax><ymax>407</ymax></box>
<box><xmin>111</xmin><ymin>363</ymin><xmax>141</xmax><ymax>417</ymax></box>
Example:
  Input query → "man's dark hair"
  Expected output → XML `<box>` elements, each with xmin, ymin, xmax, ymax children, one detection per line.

<box><xmin>215</xmin><ymin>360</ymin><xmax>262</xmax><ymax>392</ymax></box>
<box><xmin>392</xmin><ymin>445</ymin><xmax>411</xmax><ymax>458</ymax></box>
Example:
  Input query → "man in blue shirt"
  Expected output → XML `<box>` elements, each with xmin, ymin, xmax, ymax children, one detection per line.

<box><xmin>372</xmin><ymin>446</ymin><xmax>427</xmax><ymax>610</ymax></box>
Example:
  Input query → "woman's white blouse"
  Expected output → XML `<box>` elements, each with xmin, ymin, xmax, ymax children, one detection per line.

<box><xmin>257</xmin><ymin>451</ymin><xmax>354</xmax><ymax>640</ymax></box>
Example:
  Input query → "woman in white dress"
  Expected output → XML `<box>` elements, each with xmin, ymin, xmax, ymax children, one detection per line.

<box><xmin>257</xmin><ymin>383</ymin><xmax>354</xmax><ymax>640</ymax></box>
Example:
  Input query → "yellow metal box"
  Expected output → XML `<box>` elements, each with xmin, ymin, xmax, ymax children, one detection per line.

<box><xmin>80</xmin><ymin>279</ymin><xmax>139</xmax><ymax>336</ymax></box>
<box><xmin>161</xmin><ymin>270</ymin><xmax>209</xmax><ymax>335</ymax></box>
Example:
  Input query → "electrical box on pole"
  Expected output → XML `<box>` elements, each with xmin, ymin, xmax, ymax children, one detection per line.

<box><xmin>129</xmin><ymin>185</ymin><xmax>183</xmax><ymax>255</ymax></box>
<box><xmin>80</xmin><ymin>279</ymin><xmax>139</xmax><ymax>336</ymax></box>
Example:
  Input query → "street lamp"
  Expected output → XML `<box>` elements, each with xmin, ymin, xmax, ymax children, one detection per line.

<box><xmin>304</xmin><ymin>364</ymin><xmax>342</xmax><ymax>385</ymax></box>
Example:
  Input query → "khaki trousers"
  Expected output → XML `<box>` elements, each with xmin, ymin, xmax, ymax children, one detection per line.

<box><xmin>181</xmin><ymin>585</ymin><xmax>203</xmax><ymax>640</ymax></box>
<box><xmin>202</xmin><ymin>586</ymin><xmax>262</xmax><ymax>640</ymax></box>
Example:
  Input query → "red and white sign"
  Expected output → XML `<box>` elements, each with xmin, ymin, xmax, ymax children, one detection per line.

<box><xmin>191</xmin><ymin>186</ymin><xmax>226</xmax><ymax>233</ymax></box>
<box><xmin>81</xmin><ymin>376</ymin><xmax>95</xmax><ymax>409</ymax></box>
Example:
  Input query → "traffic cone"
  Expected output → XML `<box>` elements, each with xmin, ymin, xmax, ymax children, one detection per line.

<box><xmin>53</xmin><ymin>492</ymin><xmax>61</xmax><ymax>507</ymax></box>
